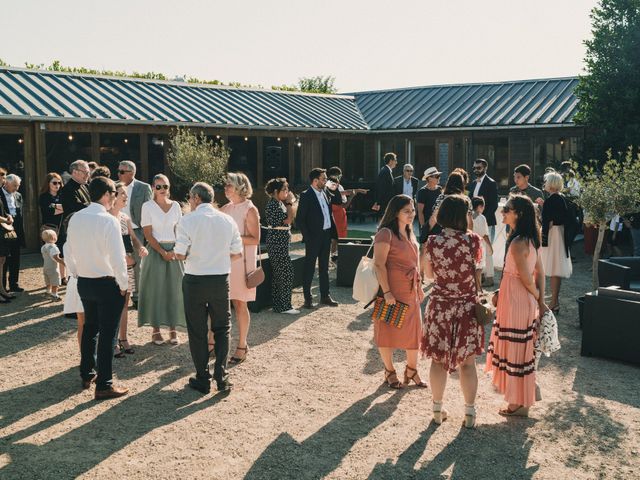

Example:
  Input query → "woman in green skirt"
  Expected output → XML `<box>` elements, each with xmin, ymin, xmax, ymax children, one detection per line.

<box><xmin>138</xmin><ymin>174</ymin><xmax>186</xmax><ymax>344</ymax></box>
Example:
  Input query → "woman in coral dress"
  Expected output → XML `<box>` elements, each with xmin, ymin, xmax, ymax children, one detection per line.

<box><xmin>485</xmin><ymin>194</ymin><xmax>547</xmax><ymax>417</ymax></box>
<box><xmin>422</xmin><ymin>194</ymin><xmax>483</xmax><ymax>428</ymax></box>
<box><xmin>219</xmin><ymin>172</ymin><xmax>260</xmax><ymax>365</ymax></box>
<box><xmin>373</xmin><ymin>194</ymin><xmax>426</xmax><ymax>390</ymax></box>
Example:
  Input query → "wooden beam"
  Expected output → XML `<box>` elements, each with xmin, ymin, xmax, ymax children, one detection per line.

<box><xmin>288</xmin><ymin>137</ymin><xmax>295</xmax><ymax>182</ymax></box>
<box><xmin>22</xmin><ymin>124</ymin><xmax>39</xmax><ymax>249</ymax></box>
<box><xmin>91</xmin><ymin>131</ymin><xmax>100</xmax><ymax>163</ymax></box>
<box><xmin>140</xmin><ymin>132</ymin><xmax>149</xmax><ymax>181</ymax></box>
<box><xmin>256</xmin><ymin>136</ymin><xmax>264</xmax><ymax>188</ymax></box>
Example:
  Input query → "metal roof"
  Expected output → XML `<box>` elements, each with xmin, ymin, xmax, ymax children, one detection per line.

<box><xmin>352</xmin><ymin>77</ymin><xmax>579</xmax><ymax>131</ymax></box>
<box><xmin>0</xmin><ymin>67</ymin><xmax>369</xmax><ymax>131</ymax></box>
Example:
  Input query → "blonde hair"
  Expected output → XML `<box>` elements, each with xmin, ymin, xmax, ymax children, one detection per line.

<box><xmin>544</xmin><ymin>171</ymin><xmax>564</xmax><ymax>192</ymax></box>
<box><xmin>41</xmin><ymin>229</ymin><xmax>57</xmax><ymax>243</ymax></box>
<box><xmin>226</xmin><ymin>172</ymin><xmax>253</xmax><ymax>198</ymax></box>
<box><xmin>152</xmin><ymin>174</ymin><xmax>171</xmax><ymax>199</ymax></box>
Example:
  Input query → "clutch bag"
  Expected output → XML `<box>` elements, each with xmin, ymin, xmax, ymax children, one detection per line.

<box><xmin>372</xmin><ymin>297</ymin><xmax>409</xmax><ymax>329</ymax></box>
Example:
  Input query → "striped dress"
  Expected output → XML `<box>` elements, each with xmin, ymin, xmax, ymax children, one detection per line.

<box><xmin>485</xmin><ymin>240</ymin><xmax>539</xmax><ymax>407</ymax></box>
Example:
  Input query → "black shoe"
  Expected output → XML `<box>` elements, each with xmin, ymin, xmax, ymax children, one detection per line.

<box><xmin>188</xmin><ymin>377</ymin><xmax>211</xmax><ymax>394</ymax></box>
<box><xmin>320</xmin><ymin>296</ymin><xmax>339</xmax><ymax>307</ymax></box>
<box><xmin>214</xmin><ymin>375</ymin><xmax>233</xmax><ymax>392</ymax></box>
<box><xmin>302</xmin><ymin>299</ymin><xmax>317</xmax><ymax>309</ymax></box>
<box><xmin>9</xmin><ymin>286</ymin><xmax>24</xmax><ymax>293</ymax></box>
<box><xmin>0</xmin><ymin>291</ymin><xmax>15</xmax><ymax>299</ymax></box>
<box><xmin>0</xmin><ymin>297</ymin><xmax>10</xmax><ymax>304</ymax></box>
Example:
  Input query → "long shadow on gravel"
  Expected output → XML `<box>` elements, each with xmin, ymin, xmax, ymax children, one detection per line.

<box><xmin>0</xmin><ymin>311</ymin><xmax>74</xmax><ymax>360</ymax></box>
<box><xmin>0</xmin><ymin>365</ymin><xmax>223</xmax><ymax>479</ymax></box>
<box><xmin>370</xmin><ymin>420</ymin><xmax>538</xmax><ymax>479</ymax></box>
<box><xmin>244</xmin><ymin>386</ymin><xmax>407</xmax><ymax>480</ymax></box>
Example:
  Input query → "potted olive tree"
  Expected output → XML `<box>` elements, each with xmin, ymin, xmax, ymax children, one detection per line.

<box><xmin>576</xmin><ymin>147</ymin><xmax>640</xmax><ymax>289</ymax></box>
<box><xmin>168</xmin><ymin>127</ymin><xmax>230</xmax><ymax>198</ymax></box>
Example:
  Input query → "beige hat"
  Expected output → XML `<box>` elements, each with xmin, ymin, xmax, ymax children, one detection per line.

<box><xmin>423</xmin><ymin>166</ymin><xmax>442</xmax><ymax>180</ymax></box>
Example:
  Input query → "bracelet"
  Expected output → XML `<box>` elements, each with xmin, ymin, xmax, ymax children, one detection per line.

<box><xmin>383</xmin><ymin>291</ymin><xmax>391</xmax><ymax>295</ymax></box>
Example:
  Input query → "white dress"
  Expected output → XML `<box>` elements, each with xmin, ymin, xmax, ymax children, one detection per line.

<box><xmin>540</xmin><ymin>225</ymin><xmax>573</xmax><ymax>278</ymax></box>
<box><xmin>62</xmin><ymin>243</ymin><xmax>84</xmax><ymax>313</ymax></box>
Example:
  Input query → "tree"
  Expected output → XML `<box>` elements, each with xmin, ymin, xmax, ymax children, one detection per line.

<box><xmin>575</xmin><ymin>147</ymin><xmax>640</xmax><ymax>288</ymax></box>
<box><xmin>574</xmin><ymin>0</ymin><xmax>640</xmax><ymax>159</ymax></box>
<box><xmin>167</xmin><ymin>128</ymin><xmax>230</xmax><ymax>194</ymax></box>
<box><xmin>298</xmin><ymin>76</ymin><xmax>337</xmax><ymax>94</ymax></box>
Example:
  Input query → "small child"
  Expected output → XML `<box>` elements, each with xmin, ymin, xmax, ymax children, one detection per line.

<box><xmin>41</xmin><ymin>229</ymin><xmax>65</xmax><ymax>300</ymax></box>
<box><xmin>471</xmin><ymin>197</ymin><xmax>494</xmax><ymax>289</ymax></box>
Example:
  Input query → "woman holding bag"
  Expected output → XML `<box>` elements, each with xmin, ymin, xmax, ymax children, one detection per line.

<box><xmin>220</xmin><ymin>172</ymin><xmax>260</xmax><ymax>365</ymax></box>
<box><xmin>373</xmin><ymin>194</ymin><xmax>425</xmax><ymax>390</ymax></box>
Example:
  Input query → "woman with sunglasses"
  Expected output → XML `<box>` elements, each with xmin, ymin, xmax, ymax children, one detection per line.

<box><xmin>39</xmin><ymin>173</ymin><xmax>66</xmax><ymax>279</ymax></box>
<box><xmin>137</xmin><ymin>174</ymin><xmax>186</xmax><ymax>345</ymax></box>
<box><xmin>485</xmin><ymin>195</ymin><xmax>547</xmax><ymax>417</ymax></box>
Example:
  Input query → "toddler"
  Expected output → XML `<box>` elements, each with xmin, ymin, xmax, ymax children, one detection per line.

<box><xmin>471</xmin><ymin>197</ymin><xmax>494</xmax><ymax>289</ymax></box>
<box><xmin>41</xmin><ymin>229</ymin><xmax>65</xmax><ymax>300</ymax></box>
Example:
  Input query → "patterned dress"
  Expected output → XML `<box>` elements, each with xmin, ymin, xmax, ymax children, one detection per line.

<box><xmin>264</xmin><ymin>198</ymin><xmax>294</xmax><ymax>312</ymax></box>
<box><xmin>421</xmin><ymin>228</ymin><xmax>484</xmax><ymax>373</ymax></box>
<box><xmin>118</xmin><ymin>212</ymin><xmax>135</xmax><ymax>293</ymax></box>
<box><xmin>485</xmin><ymin>240</ymin><xmax>539</xmax><ymax>407</ymax></box>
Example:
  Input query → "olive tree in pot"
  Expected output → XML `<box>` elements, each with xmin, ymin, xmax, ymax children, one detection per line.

<box><xmin>167</xmin><ymin>127</ymin><xmax>230</xmax><ymax>200</ymax></box>
<box><xmin>576</xmin><ymin>147</ymin><xmax>640</xmax><ymax>289</ymax></box>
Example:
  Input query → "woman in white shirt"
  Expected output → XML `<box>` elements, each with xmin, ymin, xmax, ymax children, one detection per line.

<box><xmin>137</xmin><ymin>174</ymin><xmax>186</xmax><ymax>345</ymax></box>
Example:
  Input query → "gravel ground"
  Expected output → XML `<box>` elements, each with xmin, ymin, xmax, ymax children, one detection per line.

<box><xmin>0</xmin><ymin>242</ymin><xmax>638</xmax><ymax>480</ymax></box>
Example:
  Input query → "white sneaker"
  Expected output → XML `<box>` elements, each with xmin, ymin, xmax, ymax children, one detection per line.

<box><xmin>282</xmin><ymin>309</ymin><xmax>300</xmax><ymax>315</ymax></box>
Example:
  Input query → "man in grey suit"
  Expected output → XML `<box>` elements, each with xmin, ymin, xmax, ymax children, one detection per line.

<box><xmin>1</xmin><ymin>174</ymin><xmax>25</xmax><ymax>292</ymax></box>
<box><xmin>117</xmin><ymin>161</ymin><xmax>152</xmax><ymax>305</ymax></box>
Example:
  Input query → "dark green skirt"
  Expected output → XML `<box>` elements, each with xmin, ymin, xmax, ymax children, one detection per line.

<box><xmin>137</xmin><ymin>242</ymin><xmax>186</xmax><ymax>328</ymax></box>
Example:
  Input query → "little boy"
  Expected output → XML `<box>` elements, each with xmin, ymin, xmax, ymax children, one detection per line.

<box><xmin>471</xmin><ymin>197</ymin><xmax>494</xmax><ymax>288</ymax></box>
<box><xmin>41</xmin><ymin>229</ymin><xmax>65</xmax><ymax>300</ymax></box>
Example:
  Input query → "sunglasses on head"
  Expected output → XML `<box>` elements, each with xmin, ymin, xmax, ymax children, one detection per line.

<box><xmin>155</xmin><ymin>184</ymin><xmax>169</xmax><ymax>190</ymax></box>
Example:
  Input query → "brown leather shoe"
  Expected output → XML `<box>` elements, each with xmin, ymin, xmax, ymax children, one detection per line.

<box><xmin>320</xmin><ymin>296</ymin><xmax>339</xmax><ymax>307</ymax></box>
<box><xmin>81</xmin><ymin>374</ymin><xmax>97</xmax><ymax>390</ymax></box>
<box><xmin>95</xmin><ymin>386</ymin><xmax>129</xmax><ymax>400</ymax></box>
<box><xmin>302</xmin><ymin>299</ymin><xmax>318</xmax><ymax>309</ymax></box>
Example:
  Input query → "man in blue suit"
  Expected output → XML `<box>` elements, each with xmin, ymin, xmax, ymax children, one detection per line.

<box><xmin>296</xmin><ymin>168</ymin><xmax>340</xmax><ymax>309</ymax></box>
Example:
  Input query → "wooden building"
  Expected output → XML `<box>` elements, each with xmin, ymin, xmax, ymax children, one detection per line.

<box><xmin>0</xmin><ymin>67</ymin><xmax>581</xmax><ymax>247</ymax></box>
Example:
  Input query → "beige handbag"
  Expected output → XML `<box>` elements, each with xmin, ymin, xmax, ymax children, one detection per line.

<box><xmin>244</xmin><ymin>243</ymin><xmax>265</xmax><ymax>288</ymax></box>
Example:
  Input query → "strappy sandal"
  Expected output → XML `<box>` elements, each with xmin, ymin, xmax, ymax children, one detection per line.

<box><xmin>229</xmin><ymin>345</ymin><xmax>248</xmax><ymax>365</ymax></box>
<box><xmin>384</xmin><ymin>368</ymin><xmax>404</xmax><ymax>389</ymax></box>
<box><xmin>208</xmin><ymin>343</ymin><xmax>215</xmax><ymax>358</ymax></box>
<box><xmin>113</xmin><ymin>344</ymin><xmax>125</xmax><ymax>359</ymax></box>
<box><xmin>168</xmin><ymin>329</ymin><xmax>179</xmax><ymax>345</ymax></box>
<box><xmin>433</xmin><ymin>401</ymin><xmax>448</xmax><ymax>424</ymax></box>
<box><xmin>119</xmin><ymin>340</ymin><xmax>134</xmax><ymax>355</ymax></box>
<box><xmin>152</xmin><ymin>332</ymin><xmax>164</xmax><ymax>346</ymax></box>
<box><xmin>403</xmin><ymin>366</ymin><xmax>428</xmax><ymax>388</ymax></box>
<box><xmin>498</xmin><ymin>405</ymin><xmax>529</xmax><ymax>417</ymax></box>
<box><xmin>463</xmin><ymin>404</ymin><xmax>476</xmax><ymax>428</ymax></box>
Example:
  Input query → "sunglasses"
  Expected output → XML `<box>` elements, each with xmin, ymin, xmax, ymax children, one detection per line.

<box><xmin>118</xmin><ymin>170</ymin><xmax>132</xmax><ymax>175</ymax></box>
<box><xmin>51</xmin><ymin>181</ymin><xmax>62</xmax><ymax>185</ymax></box>
<box><xmin>109</xmin><ymin>190</ymin><xmax>119</xmax><ymax>197</ymax></box>
<box><xmin>155</xmin><ymin>184</ymin><xmax>169</xmax><ymax>190</ymax></box>
<box><xmin>0</xmin><ymin>173</ymin><xmax>6</xmax><ymax>176</ymax></box>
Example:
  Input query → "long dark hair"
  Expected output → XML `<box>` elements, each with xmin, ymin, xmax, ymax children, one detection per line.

<box><xmin>505</xmin><ymin>194</ymin><xmax>541</xmax><ymax>254</ymax></box>
<box><xmin>443</xmin><ymin>172</ymin><xmax>465</xmax><ymax>195</ymax></box>
<box><xmin>378</xmin><ymin>194</ymin><xmax>414</xmax><ymax>239</ymax></box>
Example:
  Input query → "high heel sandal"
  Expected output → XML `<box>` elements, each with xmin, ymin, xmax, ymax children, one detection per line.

<box><xmin>463</xmin><ymin>404</ymin><xmax>476</xmax><ymax>428</ymax></box>
<box><xmin>229</xmin><ymin>345</ymin><xmax>248</xmax><ymax>365</ymax></box>
<box><xmin>433</xmin><ymin>401</ymin><xmax>448</xmax><ymax>424</ymax></box>
<box><xmin>151</xmin><ymin>332</ymin><xmax>164</xmax><ymax>346</ymax></box>
<box><xmin>208</xmin><ymin>343</ymin><xmax>216</xmax><ymax>358</ymax></box>
<box><xmin>113</xmin><ymin>344</ymin><xmax>125</xmax><ymax>359</ymax></box>
<box><xmin>403</xmin><ymin>366</ymin><xmax>428</xmax><ymax>388</ymax></box>
<box><xmin>119</xmin><ymin>340</ymin><xmax>134</xmax><ymax>355</ymax></box>
<box><xmin>383</xmin><ymin>368</ymin><xmax>404</xmax><ymax>389</ymax></box>
<box><xmin>168</xmin><ymin>329</ymin><xmax>179</xmax><ymax>345</ymax></box>
<box><xmin>498</xmin><ymin>405</ymin><xmax>529</xmax><ymax>417</ymax></box>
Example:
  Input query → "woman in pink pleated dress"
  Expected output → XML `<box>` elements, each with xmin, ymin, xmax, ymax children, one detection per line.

<box><xmin>485</xmin><ymin>194</ymin><xmax>547</xmax><ymax>417</ymax></box>
<box><xmin>219</xmin><ymin>172</ymin><xmax>260</xmax><ymax>365</ymax></box>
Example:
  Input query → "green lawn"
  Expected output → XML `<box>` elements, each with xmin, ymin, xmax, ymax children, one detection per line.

<box><xmin>346</xmin><ymin>229</ymin><xmax>375</xmax><ymax>239</ymax></box>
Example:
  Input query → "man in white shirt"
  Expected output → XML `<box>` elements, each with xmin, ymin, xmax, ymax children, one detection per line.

<box><xmin>66</xmin><ymin>176</ymin><xmax>129</xmax><ymax>400</ymax></box>
<box><xmin>175</xmin><ymin>182</ymin><xmax>243</xmax><ymax>393</ymax></box>
<box><xmin>117</xmin><ymin>160</ymin><xmax>152</xmax><ymax>306</ymax></box>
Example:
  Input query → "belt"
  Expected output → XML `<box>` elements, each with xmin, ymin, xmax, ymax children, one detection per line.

<box><xmin>264</xmin><ymin>226</ymin><xmax>291</xmax><ymax>231</ymax></box>
<box><xmin>79</xmin><ymin>276</ymin><xmax>115</xmax><ymax>281</ymax></box>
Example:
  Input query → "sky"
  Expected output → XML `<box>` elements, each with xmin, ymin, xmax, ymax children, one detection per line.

<box><xmin>1</xmin><ymin>0</ymin><xmax>598</xmax><ymax>93</ymax></box>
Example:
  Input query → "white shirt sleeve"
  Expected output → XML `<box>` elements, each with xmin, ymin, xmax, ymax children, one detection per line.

<box><xmin>105</xmin><ymin>216</ymin><xmax>128</xmax><ymax>291</ymax></box>
<box><xmin>140</xmin><ymin>202</ymin><xmax>152</xmax><ymax>228</ymax></box>
<box><xmin>229</xmin><ymin>220</ymin><xmax>243</xmax><ymax>255</ymax></box>
<box><xmin>174</xmin><ymin>217</ymin><xmax>191</xmax><ymax>256</ymax></box>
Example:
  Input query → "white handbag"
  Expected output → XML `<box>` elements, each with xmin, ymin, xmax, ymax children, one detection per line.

<box><xmin>352</xmin><ymin>243</ymin><xmax>379</xmax><ymax>304</ymax></box>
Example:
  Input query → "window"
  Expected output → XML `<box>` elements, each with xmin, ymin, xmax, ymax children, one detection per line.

<box><xmin>534</xmin><ymin>136</ymin><xmax>582</xmax><ymax>186</ymax></box>
<box><xmin>263</xmin><ymin>137</ymin><xmax>289</xmax><ymax>183</ymax></box>
<box><xmin>45</xmin><ymin>132</ymin><xmax>91</xmax><ymax>177</ymax></box>
<box><xmin>322</xmin><ymin>139</ymin><xmax>340</xmax><ymax>169</ymax></box>
<box><xmin>379</xmin><ymin>139</ymin><xmax>406</xmax><ymax>177</ymax></box>
<box><xmin>473</xmin><ymin>138</ymin><xmax>509</xmax><ymax>190</ymax></box>
<box><xmin>100</xmin><ymin>133</ymin><xmax>141</xmax><ymax>177</ymax></box>
<box><xmin>228</xmin><ymin>136</ymin><xmax>257</xmax><ymax>186</ymax></box>
<box><xmin>343</xmin><ymin>139</ymin><xmax>365</xmax><ymax>181</ymax></box>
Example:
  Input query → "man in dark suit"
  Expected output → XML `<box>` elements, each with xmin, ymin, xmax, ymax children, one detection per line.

<box><xmin>470</xmin><ymin>158</ymin><xmax>499</xmax><ymax>241</ymax></box>
<box><xmin>372</xmin><ymin>152</ymin><xmax>397</xmax><ymax>213</ymax></box>
<box><xmin>393</xmin><ymin>163</ymin><xmax>419</xmax><ymax>200</ymax></box>
<box><xmin>59</xmin><ymin>159</ymin><xmax>91</xmax><ymax>239</ymax></box>
<box><xmin>296</xmin><ymin>167</ymin><xmax>340</xmax><ymax>309</ymax></box>
<box><xmin>1</xmin><ymin>174</ymin><xmax>25</xmax><ymax>292</ymax></box>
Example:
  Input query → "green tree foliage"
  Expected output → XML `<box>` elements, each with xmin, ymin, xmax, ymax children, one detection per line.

<box><xmin>574</xmin><ymin>0</ymin><xmax>640</xmax><ymax>158</ymax></box>
<box><xmin>575</xmin><ymin>147</ymin><xmax>640</xmax><ymax>287</ymax></box>
<box><xmin>168</xmin><ymin>128</ymin><xmax>230</xmax><ymax>194</ymax></box>
<box><xmin>297</xmin><ymin>76</ymin><xmax>337</xmax><ymax>94</ymax></box>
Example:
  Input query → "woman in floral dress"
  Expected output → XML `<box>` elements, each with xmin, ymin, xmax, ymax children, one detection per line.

<box><xmin>422</xmin><ymin>194</ymin><xmax>483</xmax><ymax>428</ymax></box>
